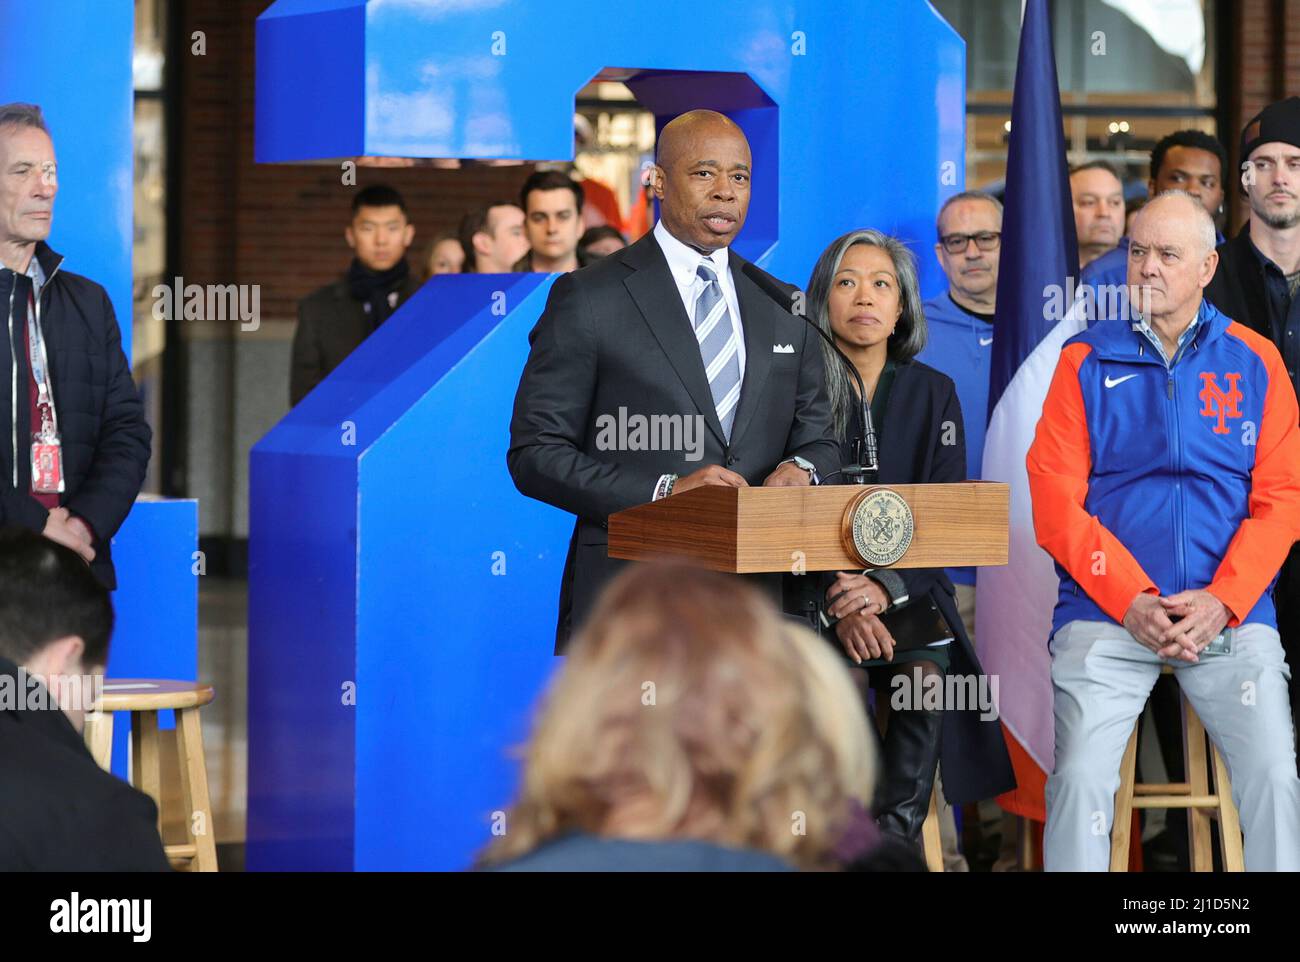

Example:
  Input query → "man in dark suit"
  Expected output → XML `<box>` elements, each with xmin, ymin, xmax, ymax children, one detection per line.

<box><xmin>508</xmin><ymin>110</ymin><xmax>840</xmax><ymax>651</ymax></box>
<box><xmin>289</xmin><ymin>184</ymin><xmax>422</xmax><ymax>405</ymax></box>
<box><xmin>0</xmin><ymin>528</ymin><xmax>170</xmax><ymax>870</ymax></box>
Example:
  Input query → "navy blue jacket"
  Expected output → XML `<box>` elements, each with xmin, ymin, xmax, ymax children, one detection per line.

<box><xmin>0</xmin><ymin>243</ymin><xmax>150</xmax><ymax>589</ymax></box>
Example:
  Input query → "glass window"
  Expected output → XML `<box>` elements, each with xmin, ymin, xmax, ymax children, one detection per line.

<box><xmin>933</xmin><ymin>0</ymin><xmax>1218</xmax><ymax>190</ymax></box>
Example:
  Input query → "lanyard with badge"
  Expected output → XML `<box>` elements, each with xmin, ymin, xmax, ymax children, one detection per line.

<box><xmin>26</xmin><ymin>287</ymin><xmax>63</xmax><ymax>494</ymax></box>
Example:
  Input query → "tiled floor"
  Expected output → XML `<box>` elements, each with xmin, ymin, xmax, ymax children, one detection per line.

<box><xmin>197</xmin><ymin>577</ymin><xmax>248</xmax><ymax>857</ymax></box>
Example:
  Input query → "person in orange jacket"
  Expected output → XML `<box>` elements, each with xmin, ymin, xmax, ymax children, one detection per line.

<box><xmin>1028</xmin><ymin>191</ymin><xmax>1300</xmax><ymax>871</ymax></box>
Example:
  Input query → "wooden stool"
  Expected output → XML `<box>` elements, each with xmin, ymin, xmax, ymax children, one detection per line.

<box><xmin>1109</xmin><ymin>667</ymin><xmax>1244</xmax><ymax>871</ymax></box>
<box><xmin>83</xmin><ymin>679</ymin><xmax>218</xmax><ymax>872</ymax></box>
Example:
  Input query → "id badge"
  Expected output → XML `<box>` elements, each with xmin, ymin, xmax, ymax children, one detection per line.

<box><xmin>31</xmin><ymin>435</ymin><xmax>65</xmax><ymax>494</ymax></box>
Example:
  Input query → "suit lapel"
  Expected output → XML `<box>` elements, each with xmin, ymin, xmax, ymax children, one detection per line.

<box><xmin>620</xmin><ymin>236</ymin><xmax>727</xmax><ymax>446</ymax></box>
<box><xmin>726</xmin><ymin>251</ymin><xmax>774</xmax><ymax>449</ymax></box>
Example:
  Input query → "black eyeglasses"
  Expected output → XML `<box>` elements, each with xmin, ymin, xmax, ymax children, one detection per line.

<box><xmin>940</xmin><ymin>231</ymin><xmax>1001</xmax><ymax>254</ymax></box>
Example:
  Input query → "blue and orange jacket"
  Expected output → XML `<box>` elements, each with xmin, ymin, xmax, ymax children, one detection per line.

<box><xmin>1028</xmin><ymin>299</ymin><xmax>1300</xmax><ymax>634</ymax></box>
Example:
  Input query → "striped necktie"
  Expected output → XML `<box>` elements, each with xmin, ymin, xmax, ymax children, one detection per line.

<box><xmin>694</xmin><ymin>262</ymin><xmax>741</xmax><ymax>440</ymax></box>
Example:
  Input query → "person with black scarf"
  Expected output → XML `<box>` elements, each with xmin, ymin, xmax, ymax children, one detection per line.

<box><xmin>289</xmin><ymin>184</ymin><xmax>421</xmax><ymax>406</ymax></box>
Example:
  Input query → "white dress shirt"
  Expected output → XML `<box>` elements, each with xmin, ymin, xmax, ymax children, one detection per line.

<box><xmin>652</xmin><ymin>219</ymin><xmax>746</xmax><ymax>379</ymax></box>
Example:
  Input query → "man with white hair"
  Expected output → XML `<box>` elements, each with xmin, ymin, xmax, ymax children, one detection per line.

<box><xmin>0</xmin><ymin>103</ymin><xmax>150</xmax><ymax>588</ymax></box>
<box><xmin>1028</xmin><ymin>190</ymin><xmax>1300</xmax><ymax>870</ymax></box>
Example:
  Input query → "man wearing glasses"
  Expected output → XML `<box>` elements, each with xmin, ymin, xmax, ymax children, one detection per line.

<box><xmin>915</xmin><ymin>188</ymin><xmax>1002</xmax><ymax>871</ymax></box>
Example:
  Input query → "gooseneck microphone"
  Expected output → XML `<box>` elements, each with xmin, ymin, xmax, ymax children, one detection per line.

<box><xmin>740</xmin><ymin>261</ymin><xmax>878</xmax><ymax>483</ymax></box>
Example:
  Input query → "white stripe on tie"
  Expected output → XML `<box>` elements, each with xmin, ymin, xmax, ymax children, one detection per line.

<box><xmin>695</xmin><ymin>262</ymin><xmax>741</xmax><ymax>439</ymax></box>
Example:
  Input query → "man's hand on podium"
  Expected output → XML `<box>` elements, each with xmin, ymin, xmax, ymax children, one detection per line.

<box><xmin>762</xmin><ymin>461</ymin><xmax>813</xmax><ymax>487</ymax></box>
<box><xmin>673</xmin><ymin>464</ymin><xmax>748</xmax><ymax>495</ymax></box>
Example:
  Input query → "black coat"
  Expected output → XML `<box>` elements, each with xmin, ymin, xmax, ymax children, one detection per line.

<box><xmin>0</xmin><ymin>657</ymin><xmax>171</xmax><ymax>871</ymax></box>
<box><xmin>508</xmin><ymin>232</ymin><xmax>841</xmax><ymax>652</ymax></box>
<box><xmin>289</xmin><ymin>272</ymin><xmax>423</xmax><ymax>406</ymax></box>
<box><xmin>788</xmin><ymin>358</ymin><xmax>1016</xmax><ymax>807</ymax></box>
<box><xmin>0</xmin><ymin>243</ymin><xmax>151</xmax><ymax>590</ymax></box>
<box><xmin>1205</xmin><ymin>224</ymin><xmax>1275</xmax><ymax>345</ymax></box>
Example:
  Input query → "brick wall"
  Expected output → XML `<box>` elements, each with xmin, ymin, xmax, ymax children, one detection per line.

<box><xmin>1226</xmin><ymin>0</ymin><xmax>1300</xmax><ymax>228</ymax></box>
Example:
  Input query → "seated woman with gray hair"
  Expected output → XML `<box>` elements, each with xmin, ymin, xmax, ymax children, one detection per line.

<box><xmin>786</xmin><ymin>229</ymin><xmax>1015</xmax><ymax>855</ymax></box>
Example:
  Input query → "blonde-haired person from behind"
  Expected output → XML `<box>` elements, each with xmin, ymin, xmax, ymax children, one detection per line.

<box><xmin>479</xmin><ymin>564</ymin><xmax>880</xmax><ymax>871</ymax></box>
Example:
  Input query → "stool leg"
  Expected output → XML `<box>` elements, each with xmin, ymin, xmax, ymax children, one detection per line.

<box><xmin>1210</xmin><ymin>744</ymin><xmax>1245</xmax><ymax>872</ymax></box>
<box><xmin>83</xmin><ymin>711</ymin><xmax>114</xmax><ymax>772</ymax></box>
<box><xmin>130</xmin><ymin>711</ymin><xmax>163</xmax><ymax>837</ymax></box>
<box><xmin>175</xmin><ymin>706</ymin><xmax>218</xmax><ymax>872</ymax></box>
<box><xmin>1109</xmin><ymin>726</ymin><xmax>1139</xmax><ymax>871</ymax></box>
<box><xmin>921</xmin><ymin>777</ymin><xmax>943</xmax><ymax>872</ymax></box>
<box><xmin>1182</xmin><ymin>700</ymin><xmax>1212</xmax><ymax>871</ymax></box>
<box><xmin>1018</xmin><ymin>816</ymin><xmax>1035</xmax><ymax>871</ymax></box>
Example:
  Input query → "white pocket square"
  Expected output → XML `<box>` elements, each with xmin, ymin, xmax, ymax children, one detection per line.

<box><xmin>772</xmin><ymin>343</ymin><xmax>795</xmax><ymax>353</ymax></box>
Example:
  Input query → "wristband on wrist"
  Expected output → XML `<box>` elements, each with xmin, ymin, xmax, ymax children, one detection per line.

<box><xmin>654</xmin><ymin>474</ymin><xmax>679</xmax><ymax>501</ymax></box>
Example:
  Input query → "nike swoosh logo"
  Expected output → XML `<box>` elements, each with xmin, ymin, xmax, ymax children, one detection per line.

<box><xmin>979</xmin><ymin>337</ymin><xmax>993</xmax><ymax>346</ymax></box>
<box><xmin>1104</xmin><ymin>374</ymin><xmax>1138</xmax><ymax>388</ymax></box>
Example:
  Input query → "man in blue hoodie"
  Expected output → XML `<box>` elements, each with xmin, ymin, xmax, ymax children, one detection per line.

<box><xmin>917</xmin><ymin>189</ymin><xmax>1002</xmax><ymax>870</ymax></box>
<box><xmin>918</xmin><ymin>190</ymin><xmax>1001</xmax><ymax>632</ymax></box>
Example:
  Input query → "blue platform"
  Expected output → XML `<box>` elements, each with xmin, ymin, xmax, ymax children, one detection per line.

<box><xmin>251</xmin><ymin>0</ymin><xmax>966</xmax><ymax>869</ymax></box>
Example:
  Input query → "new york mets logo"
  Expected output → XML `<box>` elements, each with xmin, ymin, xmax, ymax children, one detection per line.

<box><xmin>1198</xmin><ymin>372</ymin><xmax>1243</xmax><ymax>434</ymax></box>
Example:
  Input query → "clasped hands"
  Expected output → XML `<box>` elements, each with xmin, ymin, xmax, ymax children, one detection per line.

<box><xmin>43</xmin><ymin>507</ymin><xmax>95</xmax><ymax>564</ymax></box>
<box><xmin>826</xmin><ymin>571</ymin><xmax>894</xmax><ymax>665</ymax></box>
<box><xmin>1123</xmin><ymin>589</ymin><xmax>1229</xmax><ymax>663</ymax></box>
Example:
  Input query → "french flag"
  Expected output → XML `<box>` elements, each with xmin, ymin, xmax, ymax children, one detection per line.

<box><xmin>976</xmin><ymin>0</ymin><xmax>1082</xmax><ymax>828</ymax></box>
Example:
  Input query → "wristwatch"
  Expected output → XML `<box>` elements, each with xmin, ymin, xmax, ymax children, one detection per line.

<box><xmin>782</xmin><ymin>456</ymin><xmax>817</xmax><ymax>479</ymax></box>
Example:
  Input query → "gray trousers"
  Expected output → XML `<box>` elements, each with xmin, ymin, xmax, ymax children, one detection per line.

<box><xmin>1044</xmin><ymin>619</ymin><xmax>1300</xmax><ymax>871</ymax></box>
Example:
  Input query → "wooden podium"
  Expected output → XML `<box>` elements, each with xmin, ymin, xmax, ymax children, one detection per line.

<box><xmin>608</xmin><ymin>482</ymin><xmax>1009</xmax><ymax>573</ymax></box>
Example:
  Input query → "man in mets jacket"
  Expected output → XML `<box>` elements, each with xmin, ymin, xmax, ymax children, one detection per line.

<box><xmin>1028</xmin><ymin>191</ymin><xmax>1300</xmax><ymax>871</ymax></box>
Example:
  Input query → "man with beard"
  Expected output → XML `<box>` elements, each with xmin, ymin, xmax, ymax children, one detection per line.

<box><xmin>1206</xmin><ymin>97</ymin><xmax>1300</xmax><ymax>737</ymax></box>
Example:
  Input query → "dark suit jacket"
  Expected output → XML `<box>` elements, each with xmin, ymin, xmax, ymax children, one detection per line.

<box><xmin>788</xmin><ymin>359</ymin><xmax>1017</xmax><ymax>806</ymax></box>
<box><xmin>508</xmin><ymin>232</ymin><xmax>840</xmax><ymax>652</ymax></box>
<box><xmin>0</xmin><ymin>657</ymin><xmax>171</xmax><ymax>871</ymax></box>
<box><xmin>289</xmin><ymin>273</ymin><xmax>423</xmax><ymax>406</ymax></box>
